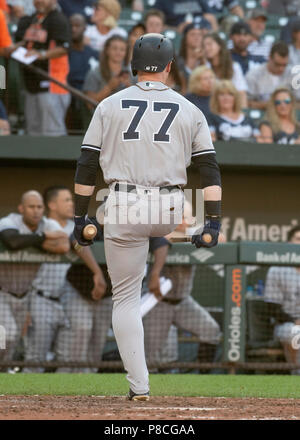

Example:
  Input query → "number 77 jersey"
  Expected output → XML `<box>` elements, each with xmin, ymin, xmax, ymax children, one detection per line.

<box><xmin>81</xmin><ymin>81</ymin><xmax>215</xmax><ymax>187</ymax></box>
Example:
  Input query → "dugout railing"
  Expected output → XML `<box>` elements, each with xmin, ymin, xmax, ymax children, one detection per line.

<box><xmin>0</xmin><ymin>241</ymin><xmax>300</xmax><ymax>374</ymax></box>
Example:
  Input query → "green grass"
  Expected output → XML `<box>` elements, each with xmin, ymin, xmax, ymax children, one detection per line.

<box><xmin>0</xmin><ymin>374</ymin><xmax>300</xmax><ymax>398</ymax></box>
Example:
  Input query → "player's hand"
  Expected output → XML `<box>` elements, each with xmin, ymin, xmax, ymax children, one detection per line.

<box><xmin>192</xmin><ymin>218</ymin><xmax>221</xmax><ymax>248</ymax></box>
<box><xmin>73</xmin><ymin>215</ymin><xmax>95</xmax><ymax>246</ymax></box>
<box><xmin>91</xmin><ymin>272</ymin><xmax>107</xmax><ymax>301</ymax></box>
<box><xmin>148</xmin><ymin>272</ymin><xmax>163</xmax><ymax>301</ymax></box>
<box><xmin>44</xmin><ymin>230</ymin><xmax>69</xmax><ymax>240</ymax></box>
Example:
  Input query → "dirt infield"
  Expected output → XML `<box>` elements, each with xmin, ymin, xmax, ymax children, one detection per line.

<box><xmin>0</xmin><ymin>395</ymin><xmax>299</xmax><ymax>420</ymax></box>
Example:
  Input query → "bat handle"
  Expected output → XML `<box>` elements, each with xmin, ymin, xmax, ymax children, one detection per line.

<box><xmin>202</xmin><ymin>233</ymin><xmax>212</xmax><ymax>244</ymax></box>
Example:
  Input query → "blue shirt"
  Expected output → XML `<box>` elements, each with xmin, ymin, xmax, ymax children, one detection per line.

<box><xmin>185</xmin><ymin>93</ymin><xmax>211</xmax><ymax>118</ymax></box>
<box><xmin>68</xmin><ymin>45</ymin><xmax>99</xmax><ymax>90</ymax></box>
<box><xmin>58</xmin><ymin>0</ymin><xmax>94</xmax><ymax>22</ymax></box>
<box><xmin>153</xmin><ymin>0</ymin><xmax>210</xmax><ymax>27</ymax></box>
<box><xmin>231</xmin><ymin>51</ymin><xmax>265</xmax><ymax>75</ymax></box>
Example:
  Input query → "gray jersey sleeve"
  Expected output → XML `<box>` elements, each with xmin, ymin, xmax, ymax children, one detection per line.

<box><xmin>0</xmin><ymin>214</ymin><xmax>19</xmax><ymax>232</ymax></box>
<box><xmin>191</xmin><ymin>109</ymin><xmax>215</xmax><ymax>159</ymax></box>
<box><xmin>264</xmin><ymin>267</ymin><xmax>283</xmax><ymax>305</ymax></box>
<box><xmin>80</xmin><ymin>103</ymin><xmax>103</xmax><ymax>153</ymax></box>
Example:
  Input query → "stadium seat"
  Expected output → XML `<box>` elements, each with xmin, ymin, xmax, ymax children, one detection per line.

<box><xmin>163</xmin><ymin>29</ymin><xmax>182</xmax><ymax>53</ymax></box>
<box><xmin>118</xmin><ymin>8</ymin><xmax>143</xmax><ymax>31</ymax></box>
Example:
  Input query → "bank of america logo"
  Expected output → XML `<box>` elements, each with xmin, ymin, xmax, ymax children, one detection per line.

<box><xmin>191</xmin><ymin>248</ymin><xmax>214</xmax><ymax>263</ymax></box>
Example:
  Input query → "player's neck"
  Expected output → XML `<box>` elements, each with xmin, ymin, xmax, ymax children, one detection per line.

<box><xmin>138</xmin><ymin>73</ymin><xmax>167</xmax><ymax>84</ymax></box>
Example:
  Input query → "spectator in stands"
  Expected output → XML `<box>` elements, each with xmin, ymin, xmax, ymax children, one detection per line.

<box><xmin>0</xmin><ymin>8</ymin><xmax>13</xmax><ymax>56</ymax></box>
<box><xmin>165</xmin><ymin>57</ymin><xmax>187</xmax><ymax>94</ymax></box>
<box><xmin>144</xmin><ymin>8</ymin><xmax>165</xmax><ymax>34</ymax></box>
<box><xmin>84</xmin><ymin>0</ymin><xmax>127</xmax><ymax>53</ymax></box>
<box><xmin>23</xmin><ymin>186</ymin><xmax>106</xmax><ymax>373</ymax></box>
<box><xmin>230</xmin><ymin>21</ymin><xmax>265</xmax><ymax>75</ymax></box>
<box><xmin>209</xmin><ymin>80</ymin><xmax>260</xmax><ymax>142</ymax></box>
<box><xmin>15</xmin><ymin>0</ymin><xmax>71</xmax><ymax>136</ymax></box>
<box><xmin>288</xmin><ymin>19</ymin><xmax>300</xmax><ymax>66</ymax></box>
<box><xmin>0</xmin><ymin>0</ymin><xmax>8</xmax><ymax>12</ymax></box>
<box><xmin>203</xmin><ymin>32</ymin><xmax>248</xmax><ymax>108</ymax></box>
<box><xmin>152</xmin><ymin>0</ymin><xmax>218</xmax><ymax>32</ymax></box>
<box><xmin>67</xmin><ymin>13</ymin><xmax>99</xmax><ymax>131</ymax></box>
<box><xmin>143</xmin><ymin>200</ymin><xmax>222</xmax><ymax>368</ymax></box>
<box><xmin>125</xmin><ymin>22</ymin><xmax>145</xmax><ymax>68</ymax></box>
<box><xmin>6</xmin><ymin>0</ymin><xmax>35</xmax><ymax>17</ymax></box>
<box><xmin>177</xmin><ymin>22</ymin><xmax>210</xmax><ymax>82</ymax></box>
<box><xmin>246</xmin><ymin>8</ymin><xmax>272</xmax><ymax>60</ymax></box>
<box><xmin>259</xmin><ymin>88</ymin><xmax>300</xmax><ymax>145</ymax></box>
<box><xmin>83</xmin><ymin>35</ymin><xmax>132</xmax><ymax>106</ymax></box>
<box><xmin>0</xmin><ymin>190</ymin><xmax>70</xmax><ymax>369</ymax></box>
<box><xmin>0</xmin><ymin>99</ymin><xmax>10</xmax><ymax>135</ymax></box>
<box><xmin>206</xmin><ymin>0</ymin><xmax>244</xmax><ymax>18</ymax></box>
<box><xmin>264</xmin><ymin>226</ymin><xmax>300</xmax><ymax>374</ymax></box>
<box><xmin>246</xmin><ymin>41</ymin><xmax>291</xmax><ymax>111</ymax></box>
<box><xmin>185</xmin><ymin>65</ymin><xmax>216</xmax><ymax>117</ymax></box>
<box><xmin>58</xmin><ymin>0</ymin><xmax>94</xmax><ymax>23</ymax></box>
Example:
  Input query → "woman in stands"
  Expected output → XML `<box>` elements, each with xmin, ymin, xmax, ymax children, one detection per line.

<box><xmin>185</xmin><ymin>65</ymin><xmax>216</xmax><ymax>117</ymax></box>
<box><xmin>258</xmin><ymin>88</ymin><xmax>300</xmax><ymax>144</ymax></box>
<box><xmin>83</xmin><ymin>35</ymin><xmax>132</xmax><ymax>106</ymax></box>
<box><xmin>203</xmin><ymin>32</ymin><xmax>248</xmax><ymax>108</ymax></box>
<box><xmin>209</xmin><ymin>80</ymin><xmax>260</xmax><ymax>142</ymax></box>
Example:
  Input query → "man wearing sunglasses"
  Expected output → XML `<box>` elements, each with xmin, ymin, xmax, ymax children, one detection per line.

<box><xmin>246</xmin><ymin>41</ymin><xmax>294</xmax><ymax>111</ymax></box>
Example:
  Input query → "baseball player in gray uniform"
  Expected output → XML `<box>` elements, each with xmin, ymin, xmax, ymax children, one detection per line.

<box><xmin>24</xmin><ymin>186</ymin><xmax>106</xmax><ymax>372</ymax></box>
<box><xmin>0</xmin><ymin>190</ymin><xmax>69</xmax><ymax>367</ymax></box>
<box><xmin>73</xmin><ymin>33</ymin><xmax>222</xmax><ymax>400</ymax></box>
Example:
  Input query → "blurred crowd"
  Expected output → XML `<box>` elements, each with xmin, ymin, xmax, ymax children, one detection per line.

<box><xmin>1</xmin><ymin>0</ymin><xmax>300</xmax><ymax>143</ymax></box>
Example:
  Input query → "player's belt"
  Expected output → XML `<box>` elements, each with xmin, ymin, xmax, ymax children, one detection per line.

<box><xmin>114</xmin><ymin>183</ymin><xmax>181</xmax><ymax>193</ymax></box>
<box><xmin>0</xmin><ymin>288</ymin><xmax>28</xmax><ymax>299</ymax></box>
<box><xmin>162</xmin><ymin>298</ymin><xmax>183</xmax><ymax>305</ymax></box>
<box><xmin>36</xmin><ymin>290</ymin><xmax>60</xmax><ymax>302</ymax></box>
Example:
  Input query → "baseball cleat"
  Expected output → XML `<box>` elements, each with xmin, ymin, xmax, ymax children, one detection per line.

<box><xmin>127</xmin><ymin>389</ymin><xmax>150</xmax><ymax>401</ymax></box>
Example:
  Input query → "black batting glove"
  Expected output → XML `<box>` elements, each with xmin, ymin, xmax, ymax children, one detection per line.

<box><xmin>191</xmin><ymin>217</ymin><xmax>221</xmax><ymax>248</ymax></box>
<box><xmin>73</xmin><ymin>215</ymin><xmax>94</xmax><ymax>246</ymax></box>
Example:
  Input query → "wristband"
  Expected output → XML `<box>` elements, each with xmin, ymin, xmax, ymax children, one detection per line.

<box><xmin>74</xmin><ymin>194</ymin><xmax>91</xmax><ymax>217</ymax></box>
<box><xmin>204</xmin><ymin>200</ymin><xmax>221</xmax><ymax>217</ymax></box>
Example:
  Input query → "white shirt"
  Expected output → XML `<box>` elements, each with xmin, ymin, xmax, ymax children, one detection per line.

<box><xmin>0</xmin><ymin>213</ymin><xmax>62</xmax><ymax>295</ymax></box>
<box><xmin>84</xmin><ymin>25</ymin><xmax>127</xmax><ymax>52</ymax></box>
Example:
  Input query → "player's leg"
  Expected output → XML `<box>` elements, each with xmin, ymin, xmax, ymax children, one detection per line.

<box><xmin>174</xmin><ymin>296</ymin><xmax>222</xmax><ymax>346</ymax></box>
<box><xmin>0</xmin><ymin>292</ymin><xmax>18</xmax><ymax>364</ymax></box>
<box><xmin>150</xmin><ymin>190</ymin><xmax>184</xmax><ymax>238</ymax></box>
<box><xmin>56</xmin><ymin>285</ymin><xmax>93</xmax><ymax>373</ymax></box>
<box><xmin>274</xmin><ymin>322</ymin><xmax>300</xmax><ymax>374</ymax></box>
<box><xmin>143</xmin><ymin>302</ymin><xmax>174</xmax><ymax>366</ymax></box>
<box><xmin>23</xmin><ymin>293</ymin><xmax>61</xmax><ymax>372</ymax></box>
<box><xmin>87</xmin><ymin>296</ymin><xmax>113</xmax><ymax>369</ymax></box>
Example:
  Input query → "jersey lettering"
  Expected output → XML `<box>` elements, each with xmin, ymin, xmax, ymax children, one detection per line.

<box><xmin>121</xmin><ymin>99</ymin><xmax>148</xmax><ymax>140</ymax></box>
<box><xmin>121</xmin><ymin>99</ymin><xmax>180</xmax><ymax>143</ymax></box>
<box><xmin>153</xmin><ymin>102</ymin><xmax>179</xmax><ymax>142</ymax></box>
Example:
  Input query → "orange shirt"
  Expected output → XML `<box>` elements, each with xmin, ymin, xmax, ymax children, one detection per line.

<box><xmin>0</xmin><ymin>9</ymin><xmax>12</xmax><ymax>48</ymax></box>
<box><xmin>0</xmin><ymin>0</ymin><xmax>8</xmax><ymax>12</ymax></box>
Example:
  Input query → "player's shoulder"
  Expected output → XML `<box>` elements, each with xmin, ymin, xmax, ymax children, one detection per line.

<box><xmin>0</xmin><ymin>212</ymin><xmax>22</xmax><ymax>229</ymax></box>
<box><xmin>98</xmin><ymin>85</ymin><xmax>137</xmax><ymax>108</ymax></box>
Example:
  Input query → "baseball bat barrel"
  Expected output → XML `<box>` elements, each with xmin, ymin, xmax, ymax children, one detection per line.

<box><xmin>74</xmin><ymin>224</ymin><xmax>98</xmax><ymax>252</ymax></box>
<box><xmin>168</xmin><ymin>233</ymin><xmax>213</xmax><ymax>243</ymax></box>
<box><xmin>82</xmin><ymin>224</ymin><xmax>97</xmax><ymax>240</ymax></box>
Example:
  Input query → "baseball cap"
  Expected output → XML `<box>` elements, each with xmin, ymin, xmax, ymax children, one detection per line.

<box><xmin>183</xmin><ymin>18</ymin><xmax>212</xmax><ymax>35</ymax></box>
<box><xmin>247</xmin><ymin>8</ymin><xmax>267</xmax><ymax>20</ymax></box>
<box><xmin>230</xmin><ymin>21</ymin><xmax>252</xmax><ymax>36</ymax></box>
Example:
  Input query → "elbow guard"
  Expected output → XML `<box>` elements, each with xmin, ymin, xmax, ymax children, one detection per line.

<box><xmin>192</xmin><ymin>153</ymin><xmax>221</xmax><ymax>189</ymax></box>
<box><xmin>75</xmin><ymin>149</ymin><xmax>100</xmax><ymax>186</ymax></box>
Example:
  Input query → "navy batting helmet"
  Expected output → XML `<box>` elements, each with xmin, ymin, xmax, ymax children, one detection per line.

<box><xmin>131</xmin><ymin>33</ymin><xmax>174</xmax><ymax>76</ymax></box>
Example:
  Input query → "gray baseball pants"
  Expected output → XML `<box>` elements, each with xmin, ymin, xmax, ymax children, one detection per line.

<box><xmin>104</xmin><ymin>185</ymin><xmax>184</xmax><ymax>394</ymax></box>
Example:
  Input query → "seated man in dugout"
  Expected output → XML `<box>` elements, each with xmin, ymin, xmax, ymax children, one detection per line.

<box><xmin>264</xmin><ymin>226</ymin><xmax>300</xmax><ymax>375</ymax></box>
